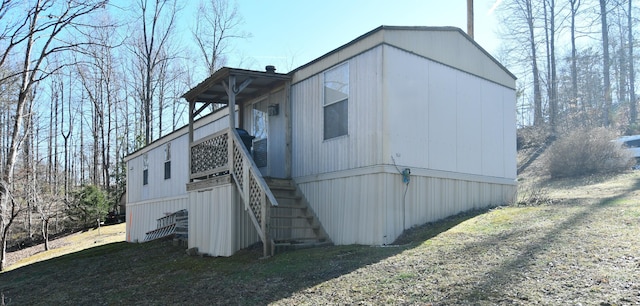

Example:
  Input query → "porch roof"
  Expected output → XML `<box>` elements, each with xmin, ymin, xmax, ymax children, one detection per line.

<box><xmin>182</xmin><ymin>67</ymin><xmax>291</xmax><ymax>104</ymax></box>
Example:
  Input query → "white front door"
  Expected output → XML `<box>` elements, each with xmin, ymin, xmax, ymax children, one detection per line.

<box><xmin>252</xmin><ymin>100</ymin><xmax>268</xmax><ymax>173</ymax></box>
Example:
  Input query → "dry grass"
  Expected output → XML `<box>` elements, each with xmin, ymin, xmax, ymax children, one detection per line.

<box><xmin>3</xmin><ymin>223</ymin><xmax>126</xmax><ymax>271</ymax></box>
<box><xmin>1</xmin><ymin>172</ymin><xmax>640</xmax><ymax>305</ymax></box>
<box><xmin>275</xmin><ymin>171</ymin><xmax>640</xmax><ymax>305</ymax></box>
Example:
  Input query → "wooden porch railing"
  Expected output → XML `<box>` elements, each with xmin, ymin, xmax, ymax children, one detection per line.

<box><xmin>189</xmin><ymin>128</ymin><xmax>278</xmax><ymax>257</ymax></box>
<box><xmin>190</xmin><ymin>129</ymin><xmax>229</xmax><ymax>180</ymax></box>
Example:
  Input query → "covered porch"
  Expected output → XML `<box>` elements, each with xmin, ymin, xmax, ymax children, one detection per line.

<box><xmin>181</xmin><ymin>67</ymin><xmax>329</xmax><ymax>257</ymax></box>
<box><xmin>183</xmin><ymin>66</ymin><xmax>292</xmax><ymax>181</ymax></box>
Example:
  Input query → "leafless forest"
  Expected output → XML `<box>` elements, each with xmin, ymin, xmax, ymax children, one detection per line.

<box><xmin>0</xmin><ymin>0</ymin><xmax>247</xmax><ymax>270</ymax></box>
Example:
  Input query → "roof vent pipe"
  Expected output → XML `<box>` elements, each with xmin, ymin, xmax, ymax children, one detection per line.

<box><xmin>265</xmin><ymin>65</ymin><xmax>276</xmax><ymax>73</ymax></box>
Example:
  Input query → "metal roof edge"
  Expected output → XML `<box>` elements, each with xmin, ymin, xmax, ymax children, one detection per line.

<box><xmin>182</xmin><ymin>67</ymin><xmax>290</xmax><ymax>102</ymax></box>
<box><xmin>288</xmin><ymin>25</ymin><xmax>516</xmax><ymax>82</ymax></box>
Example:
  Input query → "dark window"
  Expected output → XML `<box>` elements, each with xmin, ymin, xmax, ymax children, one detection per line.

<box><xmin>323</xmin><ymin>63</ymin><xmax>349</xmax><ymax>140</ymax></box>
<box><xmin>143</xmin><ymin>153</ymin><xmax>149</xmax><ymax>185</ymax></box>
<box><xmin>164</xmin><ymin>161</ymin><xmax>171</xmax><ymax>179</ymax></box>
<box><xmin>323</xmin><ymin>100</ymin><xmax>348</xmax><ymax>140</ymax></box>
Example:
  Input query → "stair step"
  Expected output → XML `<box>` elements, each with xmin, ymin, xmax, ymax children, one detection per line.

<box><xmin>274</xmin><ymin>238</ymin><xmax>330</xmax><ymax>244</ymax></box>
<box><xmin>273</xmin><ymin>241</ymin><xmax>332</xmax><ymax>252</ymax></box>
<box><xmin>265</xmin><ymin>179</ymin><xmax>296</xmax><ymax>190</ymax></box>
<box><xmin>263</xmin><ymin>178</ymin><xmax>331</xmax><ymax>254</ymax></box>
<box><xmin>271</xmin><ymin>215</ymin><xmax>313</xmax><ymax>219</ymax></box>
<box><xmin>273</xmin><ymin>204</ymin><xmax>307</xmax><ymax>209</ymax></box>
<box><xmin>272</xmin><ymin>193</ymin><xmax>301</xmax><ymax>200</ymax></box>
<box><xmin>271</xmin><ymin>225</ymin><xmax>319</xmax><ymax>230</ymax></box>
<box><xmin>269</xmin><ymin>185</ymin><xmax>296</xmax><ymax>191</ymax></box>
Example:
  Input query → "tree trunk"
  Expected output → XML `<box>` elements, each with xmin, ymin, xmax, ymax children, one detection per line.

<box><xmin>629</xmin><ymin>0</ymin><xmax>637</xmax><ymax>126</ymax></box>
<box><xmin>543</xmin><ymin>0</ymin><xmax>557</xmax><ymax>131</ymax></box>
<box><xmin>0</xmin><ymin>195</ymin><xmax>18</xmax><ymax>271</ymax></box>
<box><xmin>48</xmin><ymin>89</ymin><xmax>55</xmax><ymax>185</ymax></box>
<box><xmin>570</xmin><ymin>0</ymin><xmax>579</xmax><ymax>112</ymax></box>
<box><xmin>80</xmin><ymin>110</ymin><xmax>85</xmax><ymax>184</ymax></box>
<box><xmin>24</xmin><ymin>100</ymin><xmax>33</xmax><ymax>238</ymax></box>
<box><xmin>42</xmin><ymin>218</ymin><xmax>49</xmax><ymax>251</ymax></box>
<box><xmin>600</xmin><ymin>0</ymin><xmax>611</xmax><ymax>127</ymax></box>
<box><xmin>548</xmin><ymin>0</ymin><xmax>557</xmax><ymax>132</ymax></box>
<box><xmin>527</xmin><ymin>0</ymin><xmax>543</xmax><ymax>126</ymax></box>
<box><xmin>0</xmin><ymin>5</ymin><xmax>39</xmax><ymax>270</ymax></box>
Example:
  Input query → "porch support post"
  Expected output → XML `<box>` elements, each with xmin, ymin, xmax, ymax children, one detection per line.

<box><xmin>284</xmin><ymin>80</ymin><xmax>292</xmax><ymax>178</ymax></box>
<box><xmin>188</xmin><ymin>100</ymin><xmax>194</xmax><ymax>182</ymax></box>
<box><xmin>261</xmin><ymin>195</ymin><xmax>269</xmax><ymax>257</ymax></box>
<box><xmin>223</xmin><ymin>75</ymin><xmax>253</xmax><ymax>130</ymax></box>
<box><xmin>226</xmin><ymin>75</ymin><xmax>237</xmax><ymax>129</ymax></box>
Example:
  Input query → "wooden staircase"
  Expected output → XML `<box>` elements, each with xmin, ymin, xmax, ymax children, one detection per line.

<box><xmin>189</xmin><ymin>128</ymin><xmax>330</xmax><ymax>256</ymax></box>
<box><xmin>266</xmin><ymin>179</ymin><xmax>332</xmax><ymax>252</ymax></box>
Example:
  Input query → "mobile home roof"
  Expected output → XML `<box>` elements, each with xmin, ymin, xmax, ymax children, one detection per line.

<box><xmin>289</xmin><ymin>25</ymin><xmax>516</xmax><ymax>89</ymax></box>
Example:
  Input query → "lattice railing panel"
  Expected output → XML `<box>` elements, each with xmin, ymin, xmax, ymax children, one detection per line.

<box><xmin>190</xmin><ymin>132</ymin><xmax>228</xmax><ymax>176</ymax></box>
<box><xmin>249</xmin><ymin>174</ymin><xmax>263</xmax><ymax>223</ymax></box>
<box><xmin>224</xmin><ymin>128</ymin><xmax>280</xmax><ymax>257</ymax></box>
<box><xmin>232</xmin><ymin>141</ymin><xmax>244</xmax><ymax>190</ymax></box>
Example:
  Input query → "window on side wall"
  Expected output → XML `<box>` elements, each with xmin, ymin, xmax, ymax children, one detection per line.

<box><xmin>164</xmin><ymin>143</ymin><xmax>171</xmax><ymax>180</ymax></box>
<box><xmin>143</xmin><ymin>154</ymin><xmax>149</xmax><ymax>185</ymax></box>
<box><xmin>323</xmin><ymin>63</ymin><xmax>349</xmax><ymax>140</ymax></box>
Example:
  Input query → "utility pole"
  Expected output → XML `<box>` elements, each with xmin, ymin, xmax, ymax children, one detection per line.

<box><xmin>467</xmin><ymin>0</ymin><xmax>474</xmax><ymax>39</ymax></box>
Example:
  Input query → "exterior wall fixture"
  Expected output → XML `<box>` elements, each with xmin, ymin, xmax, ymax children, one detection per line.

<box><xmin>268</xmin><ymin>104</ymin><xmax>279</xmax><ymax>116</ymax></box>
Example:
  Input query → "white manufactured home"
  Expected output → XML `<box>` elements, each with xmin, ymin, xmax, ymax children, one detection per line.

<box><xmin>125</xmin><ymin>26</ymin><xmax>517</xmax><ymax>257</ymax></box>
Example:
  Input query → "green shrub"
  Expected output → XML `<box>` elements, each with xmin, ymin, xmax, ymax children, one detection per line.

<box><xmin>545</xmin><ymin>127</ymin><xmax>634</xmax><ymax>178</ymax></box>
<box><xmin>67</xmin><ymin>185</ymin><xmax>110</xmax><ymax>228</ymax></box>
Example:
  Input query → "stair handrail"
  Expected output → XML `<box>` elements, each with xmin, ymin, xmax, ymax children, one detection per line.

<box><xmin>227</xmin><ymin>128</ymin><xmax>278</xmax><ymax>257</ymax></box>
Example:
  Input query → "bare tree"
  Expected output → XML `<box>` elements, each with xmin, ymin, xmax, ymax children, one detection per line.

<box><xmin>500</xmin><ymin>0</ymin><xmax>545</xmax><ymax>126</ymax></box>
<box><xmin>527</xmin><ymin>0</ymin><xmax>545</xmax><ymax>126</ymax></box>
<box><xmin>600</xmin><ymin>0</ymin><xmax>612</xmax><ymax>127</ymax></box>
<box><xmin>570</xmin><ymin>0</ymin><xmax>581</xmax><ymax>112</ymax></box>
<box><xmin>0</xmin><ymin>0</ymin><xmax>108</xmax><ymax>271</ymax></box>
<box><xmin>61</xmin><ymin>72</ymin><xmax>74</xmax><ymax>199</ymax></box>
<box><xmin>629</xmin><ymin>0</ymin><xmax>637</xmax><ymax>126</ymax></box>
<box><xmin>130</xmin><ymin>0</ymin><xmax>180</xmax><ymax>145</ymax></box>
<box><xmin>543</xmin><ymin>0</ymin><xmax>560</xmax><ymax>132</ymax></box>
<box><xmin>76</xmin><ymin>15</ymin><xmax>121</xmax><ymax>189</ymax></box>
<box><xmin>192</xmin><ymin>0</ymin><xmax>250</xmax><ymax>75</ymax></box>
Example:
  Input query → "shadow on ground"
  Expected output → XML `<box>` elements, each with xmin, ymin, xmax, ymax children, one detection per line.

<box><xmin>449</xmin><ymin>176</ymin><xmax>640</xmax><ymax>302</ymax></box>
<box><xmin>0</xmin><ymin>208</ymin><xmax>486</xmax><ymax>305</ymax></box>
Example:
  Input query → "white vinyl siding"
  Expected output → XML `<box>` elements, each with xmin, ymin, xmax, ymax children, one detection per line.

<box><xmin>292</xmin><ymin>46</ymin><xmax>384</xmax><ymax>177</ymax></box>
<box><xmin>291</xmin><ymin>27</ymin><xmax>515</xmax><ymax>90</ymax></box>
<box><xmin>290</xmin><ymin>41</ymin><xmax>516</xmax><ymax>246</ymax></box>
<box><xmin>126</xmin><ymin>195</ymin><xmax>188</xmax><ymax>243</ymax></box>
<box><xmin>381</xmin><ymin>28</ymin><xmax>515</xmax><ymax>90</ymax></box>
<box><xmin>188</xmin><ymin>184</ymin><xmax>259</xmax><ymax>256</ymax></box>
<box><xmin>127</xmin><ymin>114</ymin><xmax>230</xmax><ymax>204</ymax></box>
<box><xmin>291</xmin><ymin>44</ymin><xmax>516</xmax><ymax>181</ymax></box>
<box><xmin>384</xmin><ymin>45</ymin><xmax>516</xmax><ymax>179</ymax></box>
<box><xmin>296</xmin><ymin>169</ymin><xmax>516</xmax><ymax>245</ymax></box>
